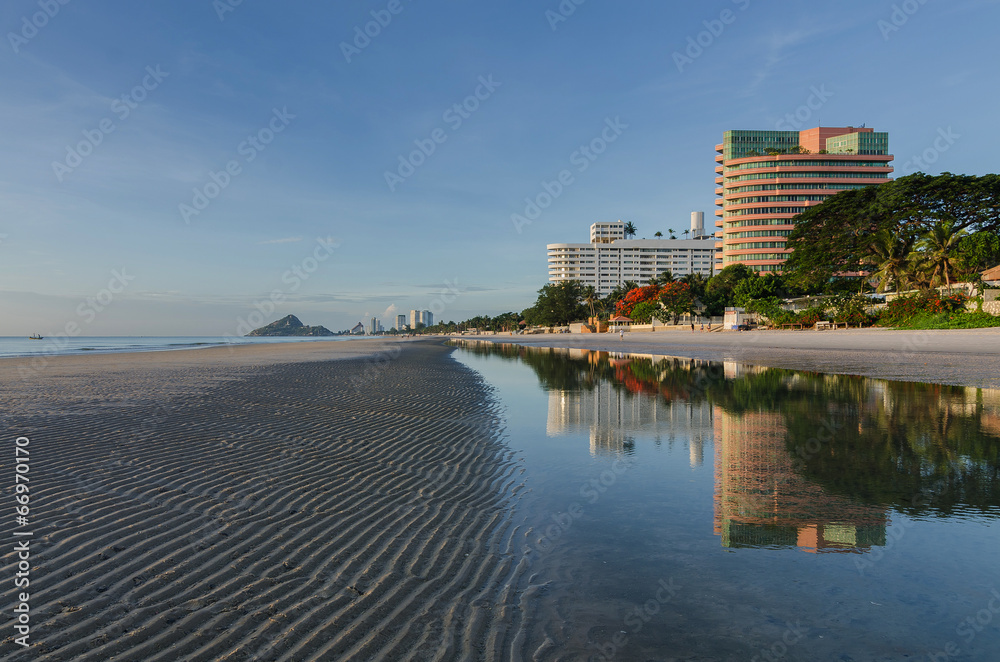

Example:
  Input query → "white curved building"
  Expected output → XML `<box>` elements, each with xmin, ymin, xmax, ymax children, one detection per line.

<box><xmin>548</xmin><ymin>221</ymin><xmax>717</xmax><ymax>295</ymax></box>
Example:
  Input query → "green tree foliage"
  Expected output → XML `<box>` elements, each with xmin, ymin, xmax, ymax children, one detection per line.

<box><xmin>866</xmin><ymin>229</ymin><xmax>914</xmax><ymax>293</ymax></box>
<box><xmin>911</xmin><ymin>220</ymin><xmax>967</xmax><ymax>287</ymax></box>
<box><xmin>623</xmin><ymin>222</ymin><xmax>637</xmax><ymax>239</ymax></box>
<box><xmin>733</xmin><ymin>273</ymin><xmax>784</xmax><ymax>307</ymax></box>
<box><xmin>958</xmin><ymin>231</ymin><xmax>1000</xmax><ymax>274</ymax></box>
<box><xmin>702</xmin><ymin>264</ymin><xmax>755</xmax><ymax>316</ymax></box>
<box><xmin>785</xmin><ymin>173</ymin><xmax>1000</xmax><ymax>288</ymax></box>
<box><xmin>522</xmin><ymin>281</ymin><xmax>587</xmax><ymax>326</ymax></box>
<box><xmin>629</xmin><ymin>300</ymin><xmax>660</xmax><ymax>324</ymax></box>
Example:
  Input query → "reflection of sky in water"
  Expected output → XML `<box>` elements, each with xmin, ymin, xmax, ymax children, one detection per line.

<box><xmin>453</xmin><ymin>342</ymin><xmax>1000</xmax><ymax>661</ymax></box>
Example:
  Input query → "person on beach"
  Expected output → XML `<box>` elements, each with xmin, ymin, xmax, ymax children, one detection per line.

<box><xmin>700</xmin><ymin>323</ymin><xmax>705</xmax><ymax>332</ymax></box>
<box><xmin>619</xmin><ymin>329</ymin><xmax>624</xmax><ymax>340</ymax></box>
<box><xmin>691</xmin><ymin>323</ymin><xmax>695</xmax><ymax>333</ymax></box>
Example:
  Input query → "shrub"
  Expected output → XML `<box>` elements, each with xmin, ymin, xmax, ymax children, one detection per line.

<box><xmin>832</xmin><ymin>294</ymin><xmax>877</xmax><ymax>326</ymax></box>
<box><xmin>879</xmin><ymin>292</ymin><xmax>969</xmax><ymax>327</ymax></box>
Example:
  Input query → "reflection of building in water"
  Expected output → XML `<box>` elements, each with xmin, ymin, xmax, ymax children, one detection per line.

<box><xmin>546</xmin><ymin>354</ymin><xmax>713</xmax><ymax>462</ymax></box>
<box><xmin>713</xmin><ymin>408</ymin><xmax>888</xmax><ymax>553</ymax></box>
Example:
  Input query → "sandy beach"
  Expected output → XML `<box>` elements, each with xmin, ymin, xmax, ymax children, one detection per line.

<box><xmin>457</xmin><ymin>327</ymin><xmax>1000</xmax><ymax>389</ymax></box>
<box><xmin>1</xmin><ymin>339</ymin><xmax>533</xmax><ymax>661</ymax></box>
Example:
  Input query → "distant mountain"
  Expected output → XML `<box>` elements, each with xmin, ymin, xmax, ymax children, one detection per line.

<box><xmin>246</xmin><ymin>315</ymin><xmax>335</xmax><ymax>337</ymax></box>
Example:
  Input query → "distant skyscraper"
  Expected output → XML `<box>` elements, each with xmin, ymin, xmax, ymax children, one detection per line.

<box><xmin>422</xmin><ymin>310</ymin><xmax>433</xmax><ymax>327</ymax></box>
<box><xmin>396</xmin><ymin>314</ymin><xmax>406</xmax><ymax>331</ymax></box>
<box><xmin>409</xmin><ymin>309</ymin><xmax>420</xmax><ymax>328</ymax></box>
<box><xmin>368</xmin><ymin>317</ymin><xmax>382</xmax><ymax>335</ymax></box>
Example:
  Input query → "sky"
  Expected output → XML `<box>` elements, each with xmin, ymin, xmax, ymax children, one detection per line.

<box><xmin>1</xmin><ymin>0</ymin><xmax>998</xmax><ymax>336</ymax></box>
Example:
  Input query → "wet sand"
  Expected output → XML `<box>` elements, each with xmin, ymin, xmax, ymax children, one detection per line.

<box><xmin>458</xmin><ymin>327</ymin><xmax>1000</xmax><ymax>389</ymax></box>
<box><xmin>1</xmin><ymin>339</ymin><xmax>534</xmax><ymax>660</ymax></box>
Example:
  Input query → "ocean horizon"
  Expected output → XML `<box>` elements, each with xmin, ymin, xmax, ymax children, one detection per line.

<box><xmin>0</xmin><ymin>335</ymin><xmax>361</xmax><ymax>359</ymax></box>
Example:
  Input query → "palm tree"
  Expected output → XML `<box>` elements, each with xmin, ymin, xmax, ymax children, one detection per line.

<box><xmin>657</xmin><ymin>270</ymin><xmax>674</xmax><ymax>285</ymax></box>
<box><xmin>866</xmin><ymin>230</ymin><xmax>913</xmax><ymax>293</ymax></box>
<box><xmin>682</xmin><ymin>229</ymin><xmax>690</xmax><ymax>239</ymax></box>
<box><xmin>622</xmin><ymin>279</ymin><xmax>639</xmax><ymax>292</ymax></box>
<box><xmin>654</xmin><ymin>231</ymin><xmax>663</xmax><ymax>239</ymax></box>
<box><xmin>582</xmin><ymin>285</ymin><xmax>599</xmax><ymax>319</ymax></box>
<box><xmin>623</xmin><ymin>222</ymin><xmax>637</xmax><ymax>239</ymax></box>
<box><xmin>668</xmin><ymin>228</ymin><xmax>677</xmax><ymax>239</ymax></box>
<box><xmin>912</xmin><ymin>221</ymin><xmax>968</xmax><ymax>289</ymax></box>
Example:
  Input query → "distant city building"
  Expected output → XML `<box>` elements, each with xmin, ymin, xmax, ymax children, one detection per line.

<box><xmin>715</xmin><ymin>126</ymin><xmax>894</xmax><ymax>272</ymax></box>
<box><xmin>368</xmin><ymin>317</ymin><xmax>383</xmax><ymax>335</ymax></box>
<box><xmin>409</xmin><ymin>309</ymin><xmax>433</xmax><ymax>328</ymax></box>
<box><xmin>548</xmin><ymin>219</ymin><xmax>717</xmax><ymax>295</ymax></box>
<box><xmin>350</xmin><ymin>322</ymin><xmax>364</xmax><ymax>335</ymax></box>
<box><xmin>396</xmin><ymin>314</ymin><xmax>407</xmax><ymax>331</ymax></box>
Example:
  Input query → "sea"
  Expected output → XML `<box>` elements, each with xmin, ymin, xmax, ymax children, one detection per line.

<box><xmin>0</xmin><ymin>335</ymin><xmax>357</xmax><ymax>359</ymax></box>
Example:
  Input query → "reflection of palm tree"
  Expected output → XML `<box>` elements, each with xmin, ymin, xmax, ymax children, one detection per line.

<box><xmin>912</xmin><ymin>221</ymin><xmax>967</xmax><ymax>288</ymax></box>
<box><xmin>623</xmin><ymin>222</ymin><xmax>637</xmax><ymax>239</ymax></box>
<box><xmin>867</xmin><ymin>230</ymin><xmax>913</xmax><ymax>293</ymax></box>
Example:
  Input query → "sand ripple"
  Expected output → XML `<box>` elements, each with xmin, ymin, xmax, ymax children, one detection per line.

<box><xmin>1</xmin><ymin>343</ymin><xmax>532</xmax><ymax>661</ymax></box>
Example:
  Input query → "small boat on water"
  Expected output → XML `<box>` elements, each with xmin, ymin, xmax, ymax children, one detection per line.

<box><xmin>28</xmin><ymin>333</ymin><xmax>43</xmax><ymax>340</ymax></box>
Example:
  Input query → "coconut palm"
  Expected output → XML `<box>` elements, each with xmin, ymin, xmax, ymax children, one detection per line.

<box><xmin>654</xmin><ymin>231</ymin><xmax>663</xmax><ymax>239</ymax></box>
<box><xmin>657</xmin><ymin>270</ymin><xmax>674</xmax><ymax>285</ymax></box>
<box><xmin>866</xmin><ymin>229</ymin><xmax>914</xmax><ymax>293</ymax></box>
<box><xmin>582</xmin><ymin>285</ymin><xmax>600</xmax><ymax>318</ymax></box>
<box><xmin>682</xmin><ymin>229</ymin><xmax>690</xmax><ymax>239</ymax></box>
<box><xmin>668</xmin><ymin>228</ymin><xmax>677</xmax><ymax>239</ymax></box>
<box><xmin>912</xmin><ymin>221</ymin><xmax>968</xmax><ymax>289</ymax></box>
<box><xmin>623</xmin><ymin>222</ymin><xmax>637</xmax><ymax>239</ymax></box>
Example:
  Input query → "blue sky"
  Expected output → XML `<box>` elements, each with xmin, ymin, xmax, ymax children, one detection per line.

<box><xmin>1</xmin><ymin>0</ymin><xmax>998</xmax><ymax>335</ymax></box>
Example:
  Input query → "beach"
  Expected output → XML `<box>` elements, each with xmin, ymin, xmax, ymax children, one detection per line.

<box><xmin>1</xmin><ymin>339</ymin><xmax>533</xmax><ymax>661</ymax></box>
<box><xmin>4</xmin><ymin>330</ymin><xmax>999</xmax><ymax>660</ymax></box>
<box><xmin>459</xmin><ymin>327</ymin><xmax>1000</xmax><ymax>389</ymax></box>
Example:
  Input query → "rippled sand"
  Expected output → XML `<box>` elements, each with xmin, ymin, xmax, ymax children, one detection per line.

<box><xmin>0</xmin><ymin>340</ymin><xmax>535</xmax><ymax>661</ymax></box>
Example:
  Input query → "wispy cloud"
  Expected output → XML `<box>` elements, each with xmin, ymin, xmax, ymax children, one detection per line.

<box><xmin>257</xmin><ymin>236</ymin><xmax>303</xmax><ymax>245</ymax></box>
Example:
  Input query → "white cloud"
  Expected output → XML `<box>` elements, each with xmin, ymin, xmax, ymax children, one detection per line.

<box><xmin>257</xmin><ymin>236</ymin><xmax>303</xmax><ymax>245</ymax></box>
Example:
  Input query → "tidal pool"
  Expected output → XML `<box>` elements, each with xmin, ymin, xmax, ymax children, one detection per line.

<box><xmin>452</xmin><ymin>341</ymin><xmax>1000</xmax><ymax>661</ymax></box>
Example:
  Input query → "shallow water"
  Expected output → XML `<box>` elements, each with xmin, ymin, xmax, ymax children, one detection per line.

<box><xmin>0</xmin><ymin>335</ymin><xmax>357</xmax><ymax>358</ymax></box>
<box><xmin>452</xmin><ymin>341</ymin><xmax>1000</xmax><ymax>661</ymax></box>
